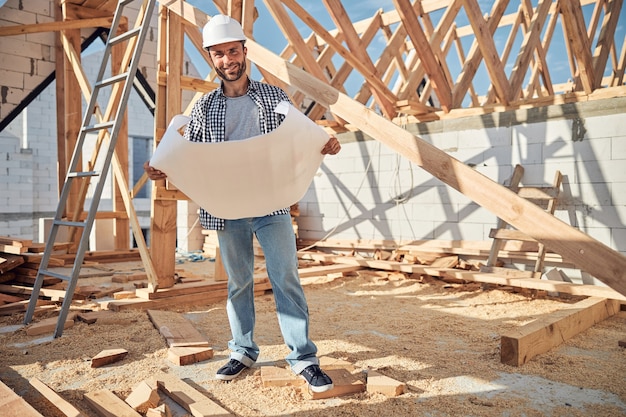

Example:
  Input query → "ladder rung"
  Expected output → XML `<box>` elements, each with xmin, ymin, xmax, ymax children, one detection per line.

<box><xmin>96</xmin><ymin>72</ymin><xmax>130</xmax><ymax>89</ymax></box>
<box><xmin>54</xmin><ymin>219</ymin><xmax>86</xmax><ymax>228</ymax></box>
<box><xmin>120</xmin><ymin>0</ymin><xmax>136</xmax><ymax>6</ymax></box>
<box><xmin>83</xmin><ymin>121</ymin><xmax>115</xmax><ymax>133</ymax></box>
<box><xmin>109</xmin><ymin>27</ymin><xmax>141</xmax><ymax>46</ymax></box>
<box><xmin>68</xmin><ymin>171</ymin><xmax>99</xmax><ymax>178</ymax></box>
<box><xmin>38</xmin><ymin>269</ymin><xmax>71</xmax><ymax>281</ymax></box>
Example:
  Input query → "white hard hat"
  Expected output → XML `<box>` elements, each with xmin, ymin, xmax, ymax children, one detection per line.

<box><xmin>202</xmin><ymin>14</ymin><xmax>246</xmax><ymax>50</ymax></box>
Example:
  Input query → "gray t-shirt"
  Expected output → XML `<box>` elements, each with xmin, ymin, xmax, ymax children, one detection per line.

<box><xmin>224</xmin><ymin>95</ymin><xmax>261</xmax><ymax>141</ymax></box>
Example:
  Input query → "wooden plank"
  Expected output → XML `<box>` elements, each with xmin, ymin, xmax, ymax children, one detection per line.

<box><xmin>393</xmin><ymin>0</ymin><xmax>452</xmax><ymax>111</ymax></box>
<box><xmin>29</xmin><ymin>377</ymin><xmax>85</xmax><ymax>417</ymax></box>
<box><xmin>0</xmin><ymin>380</ymin><xmax>44</xmax><ymax>417</ymax></box>
<box><xmin>260</xmin><ymin>366</ymin><xmax>306</xmax><ymax>387</ymax></box>
<box><xmin>560</xmin><ymin>0</ymin><xmax>595</xmax><ymax>92</ymax></box>
<box><xmin>138</xmin><ymin>281</ymin><xmax>226</xmax><ymax>300</ymax></box>
<box><xmin>322</xmin><ymin>0</ymin><xmax>397</xmax><ymax>117</ymax></box>
<box><xmin>0</xmin><ymin>253</ymin><xmax>24</xmax><ymax>274</ymax></box>
<box><xmin>26</xmin><ymin>314</ymin><xmax>76</xmax><ymax>336</ymax></box>
<box><xmin>0</xmin><ymin>244</ymin><xmax>27</xmax><ymax>255</ymax></box>
<box><xmin>501</xmin><ymin>297</ymin><xmax>620</xmax><ymax>366</ymax></box>
<box><xmin>462</xmin><ymin>0</ymin><xmax>510</xmax><ymax>105</ymax></box>
<box><xmin>155</xmin><ymin>372</ymin><xmax>233</xmax><ymax>417</ymax></box>
<box><xmin>366</xmin><ymin>370</ymin><xmax>406</xmax><ymax>397</ymax></box>
<box><xmin>84</xmin><ymin>389</ymin><xmax>142</xmax><ymax>417</ymax></box>
<box><xmin>298</xmin><ymin>253</ymin><xmax>457</xmax><ymax>276</ymax></box>
<box><xmin>167</xmin><ymin>346</ymin><xmax>214</xmax><ymax>366</ymax></box>
<box><xmin>124</xmin><ymin>380</ymin><xmax>159</xmax><ymax>413</ymax></box>
<box><xmin>302</xmin><ymin>368</ymin><xmax>365</xmax><ymax>400</ymax></box>
<box><xmin>507</xmin><ymin>0</ymin><xmax>553</xmax><ymax>101</ymax></box>
<box><xmin>147</xmin><ymin>309</ymin><xmax>209</xmax><ymax>347</ymax></box>
<box><xmin>91</xmin><ymin>348</ymin><xmax>129</xmax><ymax>368</ymax></box>
<box><xmin>0</xmin><ymin>17</ymin><xmax>114</xmax><ymax>36</ymax></box>
<box><xmin>0</xmin><ymin>237</ymin><xmax>32</xmax><ymax>247</ymax></box>
<box><xmin>591</xmin><ymin>0</ymin><xmax>623</xmax><ymax>87</ymax></box>
<box><xmin>442</xmin><ymin>270</ymin><xmax>626</xmax><ymax>301</ymax></box>
<box><xmin>452</xmin><ymin>0</ymin><xmax>510</xmax><ymax>106</ymax></box>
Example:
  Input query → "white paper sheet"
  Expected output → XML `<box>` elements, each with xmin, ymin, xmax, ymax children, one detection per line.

<box><xmin>149</xmin><ymin>101</ymin><xmax>327</xmax><ymax>219</ymax></box>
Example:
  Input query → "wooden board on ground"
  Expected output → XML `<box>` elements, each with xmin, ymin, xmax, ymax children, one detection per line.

<box><xmin>26</xmin><ymin>313</ymin><xmax>76</xmax><ymax>336</ymax></box>
<box><xmin>147</xmin><ymin>309</ymin><xmax>209</xmax><ymax>347</ymax></box>
<box><xmin>167</xmin><ymin>346</ymin><xmax>214</xmax><ymax>366</ymax></box>
<box><xmin>0</xmin><ymin>253</ymin><xmax>24</xmax><ymax>274</ymax></box>
<box><xmin>155</xmin><ymin>372</ymin><xmax>233</xmax><ymax>416</ymax></box>
<box><xmin>366</xmin><ymin>371</ymin><xmax>406</xmax><ymax>397</ymax></box>
<box><xmin>137</xmin><ymin>281</ymin><xmax>226</xmax><ymax>300</ymax></box>
<box><xmin>302</xmin><ymin>368</ymin><xmax>366</xmax><ymax>400</ymax></box>
<box><xmin>260</xmin><ymin>366</ymin><xmax>305</xmax><ymax>388</ymax></box>
<box><xmin>298</xmin><ymin>253</ymin><xmax>457</xmax><ymax>276</ymax></box>
<box><xmin>29</xmin><ymin>377</ymin><xmax>85</xmax><ymax>417</ymax></box>
<box><xmin>0</xmin><ymin>379</ymin><xmax>44</xmax><ymax>416</ymax></box>
<box><xmin>442</xmin><ymin>270</ymin><xmax>626</xmax><ymax>301</ymax></box>
<box><xmin>91</xmin><ymin>348</ymin><xmax>129</xmax><ymax>368</ymax></box>
<box><xmin>501</xmin><ymin>297</ymin><xmax>620</xmax><ymax>366</ymax></box>
<box><xmin>125</xmin><ymin>380</ymin><xmax>159</xmax><ymax>413</ymax></box>
<box><xmin>84</xmin><ymin>389</ymin><xmax>142</xmax><ymax>417</ymax></box>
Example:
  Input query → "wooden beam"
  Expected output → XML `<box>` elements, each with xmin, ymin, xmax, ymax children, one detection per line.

<box><xmin>501</xmin><ymin>297</ymin><xmax>620</xmax><ymax>366</ymax></box>
<box><xmin>393</xmin><ymin>0</ymin><xmax>453</xmax><ymax>111</ymax></box>
<box><xmin>462</xmin><ymin>0</ymin><xmax>510</xmax><ymax>105</ymax></box>
<box><xmin>451</xmin><ymin>0</ymin><xmax>509</xmax><ymax>107</ymax></box>
<box><xmin>507</xmin><ymin>0</ymin><xmax>553</xmax><ymax>101</ymax></box>
<box><xmin>591</xmin><ymin>0</ymin><xmax>623</xmax><ymax>87</ymax></box>
<box><xmin>151</xmin><ymin>6</ymin><xmax>178</xmax><ymax>290</ymax></box>
<box><xmin>0</xmin><ymin>17</ymin><xmax>114</xmax><ymax>36</ymax></box>
<box><xmin>0</xmin><ymin>380</ymin><xmax>44</xmax><ymax>417</ymax></box>
<box><xmin>443</xmin><ymin>270</ymin><xmax>626</xmax><ymax>300</ymax></box>
<box><xmin>29</xmin><ymin>377</ymin><xmax>84</xmax><ymax>417</ymax></box>
<box><xmin>322</xmin><ymin>0</ymin><xmax>398</xmax><ymax>117</ymax></box>
<box><xmin>560</xmin><ymin>0</ymin><xmax>596</xmax><ymax>93</ymax></box>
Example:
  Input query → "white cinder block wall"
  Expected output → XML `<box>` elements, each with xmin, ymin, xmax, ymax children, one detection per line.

<box><xmin>299</xmin><ymin>100</ymin><xmax>626</xmax><ymax>258</ymax></box>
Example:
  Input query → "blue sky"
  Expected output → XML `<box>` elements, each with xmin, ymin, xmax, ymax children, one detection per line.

<box><xmin>186</xmin><ymin>0</ymin><xmax>625</xmax><ymax>102</ymax></box>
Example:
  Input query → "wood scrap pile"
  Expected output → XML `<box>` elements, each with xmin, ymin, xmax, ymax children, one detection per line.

<box><xmin>296</xmin><ymin>238</ymin><xmax>626</xmax><ymax>302</ymax></box>
<box><xmin>0</xmin><ymin>235</ymin><xmax>142</xmax><ymax>317</ymax></box>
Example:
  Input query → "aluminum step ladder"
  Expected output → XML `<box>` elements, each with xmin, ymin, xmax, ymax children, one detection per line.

<box><xmin>24</xmin><ymin>0</ymin><xmax>157</xmax><ymax>337</ymax></box>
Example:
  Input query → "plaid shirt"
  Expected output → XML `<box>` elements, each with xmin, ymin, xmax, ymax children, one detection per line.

<box><xmin>184</xmin><ymin>79</ymin><xmax>292</xmax><ymax>230</ymax></box>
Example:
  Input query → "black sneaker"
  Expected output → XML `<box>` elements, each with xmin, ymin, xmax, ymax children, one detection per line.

<box><xmin>216</xmin><ymin>359</ymin><xmax>248</xmax><ymax>381</ymax></box>
<box><xmin>299</xmin><ymin>365</ymin><xmax>334</xmax><ymax>393</ymax></box>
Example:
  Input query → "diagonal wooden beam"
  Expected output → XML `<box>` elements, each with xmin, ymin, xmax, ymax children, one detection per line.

<box><xmin>463</xmin><ymin>0</ymin><xmax>511</xmax><ymax>105</ymax></box>
<box><xmin>559</xmin><ymin>0</ymin><xmax>596</xmax><ymax>93</ymax></box>
<box><xmin>322</xmin><ymin>0</ymin><xmax>397</xmax><ymax>118</ymax></box>
<box><xmin>508</xmin><ymin>0</ymin><xmax>553</xmax><ymax>101</ymax></box>
<box><xmin>278</xmin><ymin>0</ymin><xmax>400</xmax><ymax>114</ymax></box>
<box><xmin>591</xmin><ymin>0</ymin><xmax>623</xmax><ymax>87</ymax></box>
<box><xmin>451</xmin><ymin>0</ymin><xmax>510</xmax><ymax>107</ymax></box>
<box><xmin>393</xmin><ymin>0</ymin><xmax>453</xmax><ymax>111</ymax></box>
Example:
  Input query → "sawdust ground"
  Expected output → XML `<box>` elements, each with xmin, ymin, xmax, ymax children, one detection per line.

<box><xmin>0</xmin><ymin>258</ymin><xmax>625</xmax><ymax>417</ymax></box>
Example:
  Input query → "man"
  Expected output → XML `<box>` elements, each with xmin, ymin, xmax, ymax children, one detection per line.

<box><xmin>144</xmin><ymin>14</ymin><xmax>340</xmax><ymax>393</ymax></box>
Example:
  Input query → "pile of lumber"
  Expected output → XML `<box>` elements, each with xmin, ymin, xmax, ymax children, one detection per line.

<box><xmin>0</xmin><ymin>235</ymin><xmax>142</xmax><ymax>316</ymax></box>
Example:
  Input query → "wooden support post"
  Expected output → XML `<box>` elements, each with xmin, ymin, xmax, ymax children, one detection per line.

<box><xmin>111</xmin><ymin>24</ymin><xmax>131</xmax><ymax>250</ymax></box>
<box><xmin>150</xmin><ymin>6</ymin><xmax>178</xmax><ymax>289</ymax></box>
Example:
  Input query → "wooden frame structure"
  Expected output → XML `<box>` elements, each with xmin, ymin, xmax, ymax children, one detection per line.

<box><xmin>0</xmin><ymin>0</ymin><xmax>625</xmax><ymax>294</ymax></box>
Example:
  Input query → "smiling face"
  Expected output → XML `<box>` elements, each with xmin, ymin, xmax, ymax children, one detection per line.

<box><xmin>208</xmin><ymin>40</ymin><xmax>247</xmax><ymax>82</ymax></box>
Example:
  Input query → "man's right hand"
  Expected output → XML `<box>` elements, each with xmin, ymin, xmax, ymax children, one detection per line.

<box><xmin>144</xmin><ymin>160</ymin><xmax>167</xmax><ymax>180</ymax></box>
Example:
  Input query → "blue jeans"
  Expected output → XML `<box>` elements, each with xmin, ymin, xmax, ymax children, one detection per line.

<box><xmin>216</xmin><ymin>213</ymin><xmax>319</xmax><ymax>374</ymax></box>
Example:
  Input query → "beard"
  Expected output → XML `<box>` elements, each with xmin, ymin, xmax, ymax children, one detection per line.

<box><xmin>215</xmin><ymin>59</ymin><xmax>247</xmax><ymax>82</ymax></box>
